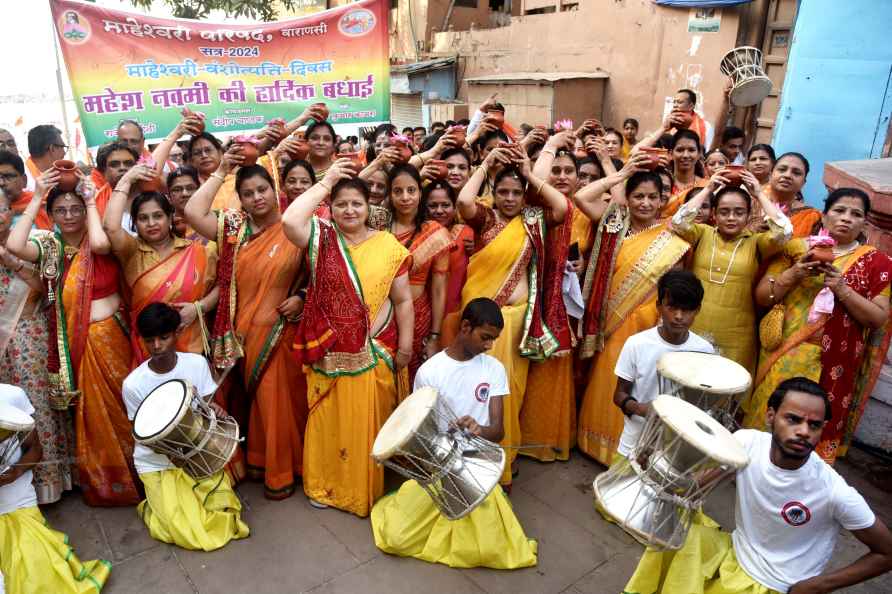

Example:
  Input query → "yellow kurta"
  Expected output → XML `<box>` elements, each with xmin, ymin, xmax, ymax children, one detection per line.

<box><xmin>302</xmin><ymin>231</ymin><xmax>409</xmax><ymax>517</ymax></box>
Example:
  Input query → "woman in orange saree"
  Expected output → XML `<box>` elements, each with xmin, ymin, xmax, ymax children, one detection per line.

<box><xmin>388</xmin><ymin>164</ymin><xmax>450</xmax><ymax>382</ymax></box>
<box><xmin>9</xmin><ymin>170</ymin><xmax>140</xmax><ymax>506</ymax></box>
<box><xmin>101</xmin><ymin>164</ymin><xmax>218</xmax><ymax>365</ymax></box>
<box><xmin>457</xmin><ymin>146</ymin><xmax>569</xmax><ymax>486</ymax></box>
<box><xmin>577</xmin><ymin>171</ymin><xmax>690</xmax><ymax>466</ymax></box>
<box><xmin>283</xmin><ymin>161</ymin><xmax>414</xmax><ymax>517</ymax></box>
<box><xmin>748</xmin><ymin>152</ymin><xmax>821</xmax><ymax>238</ymax></box>
<box><xmin>745</xmin><ymin>188</ymin><xmax>892</xmax><ymax>464</ymax></box>
<box><xmin>186</xmin><ymin>148</ymin><xmax>307</xmax><ymax>500</ymax></box>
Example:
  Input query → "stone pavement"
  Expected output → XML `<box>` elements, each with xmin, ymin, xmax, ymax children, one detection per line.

<box><xmin>43</xmin><ymin>449</ymin><xmax>892</xmax><ymax>594</ymax></box>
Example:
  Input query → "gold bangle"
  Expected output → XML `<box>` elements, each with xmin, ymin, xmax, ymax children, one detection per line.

<box><xmin>540</xmin><ymin>148</ymin><xmax>556</xmax><ymax>158</ymax></box>
<box><xmin>768</xmin><ymin>276</ymin><xmax>776</xmax><ymax>303</ymax></box>
<box><xmin>536</xmin><ymin>179</ymin><xmax>546</xmax><ymax>195</ymax></box>
<box><xmin>112</xmin><ymin>189</ymin><xmax>127</xmax><ymax>195</ymax></box>
<box><xmin>211</xmin><ymin>173</ymin><xmax>225</xmax><ymax>182</ymax></box>
<box><xmin>319</xmin><ymin>182</ymin><xmax>332</xmax><ymax>194</ymax></box>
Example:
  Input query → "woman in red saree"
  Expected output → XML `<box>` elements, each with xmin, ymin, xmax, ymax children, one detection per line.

<box><xmin>282</xmin><ymin>161</ymin><xmax>414</xmax><ymax>517</ymax></box>
<box><xmin>8</xmin><ymin>169</ymin><xmax>140</xmax><ymax>506</ymax></box>
<box><xmin>186</xmin><ymin>148</ymin><xmax>307</xmax><ymax>500</ymax></box>
<box><xmin>745</xmin><ymin>188</ymin><xmax>892</xmax><ymax>464</ymax></box>
<box><xmin>100</xmin><ymin>164</ymin><xmax>218</xmax><ymax>365</ymax></box>
<box><xmin>387</xmin><ymin>164</ymin><xmax>450</xmax><ymax>382</ymax></box>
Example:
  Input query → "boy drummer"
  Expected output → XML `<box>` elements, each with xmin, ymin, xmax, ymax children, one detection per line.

<box><xmin>122</xmin><ymin>302</ymin><xmax>248</xmax><ymax>551</ymax></box>
<box><xmin>370</xmin><ymin>297</ymin><xmax>538</xmax><ymax>569</ymax></box>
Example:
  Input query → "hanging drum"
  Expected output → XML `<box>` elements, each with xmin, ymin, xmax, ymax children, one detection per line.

<box><xmin>371</xmin><ymin>386</ymin><xmax>505</xmax><ymax>520</ymax></box>
<box><xmin>720</xmin><ymin>46</ymin><xmax>773</xmax><ymax>107</ymax></box>
<box><xmin>593</xmin><ymin>395</ymin><xmax>749</xmax><ymax>550</ymax></box>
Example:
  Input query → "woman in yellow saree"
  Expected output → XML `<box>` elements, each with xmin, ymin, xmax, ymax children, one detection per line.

<box><xmin>8</xmin><ymin>169</ymin><xmax>141</xmax><ymax>506</ymax></box>
<box><xmin>577</xmin><ymin>171</ymin><xmax>690</xmax><ymax>465</ymax></box>
<box><xmin>456</xmin><ymin>146</ymin><xmax>569</xmax><ymax>485</ymax></box>
<box><xmin>282</xmin><ymin>159</ymin><xmax>414</xmax><ymax>517</ymax></box>
<box><xmin>100</xmin><ymin>163</ymin><xmax>218</xmax><ymax>365</ymax></box>
<box><xmin>186</xmin><ymin>148</ymin><xmax>307</xmax><ymax>500</ymax></box>
<box><xmin>744</xmin><ymin>188</ymin><xmax>892</xmax><ymax>464</ymax></box>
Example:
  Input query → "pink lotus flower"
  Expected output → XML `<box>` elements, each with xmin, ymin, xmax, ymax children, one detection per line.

<box><xmin>390</xmin><ymin>133</ymin><xmax>412</xmax><ymax>145</ymax></box>
<box><xmin>234</xmin><ymin>134</ymin><xmax>260</xmax><ymax>146</ymax></box>
<box><xmin>807</xmin><ymin>230</ymin><xmax>836</xmax><ymax>248</ymax></box>
<box><xmin>182</xmin><ymin>107</ymin><xmax>206</xmax><ymax>120</ymax></box>
<box><xmin>554</xmin><ymin>119</ymin><xmax>574</xmax><ymax>131</ymax></box>
<box><xmin>138</xmin><ymin>154</ymin><xmax>156</xmax><ymax>168</ymax></box>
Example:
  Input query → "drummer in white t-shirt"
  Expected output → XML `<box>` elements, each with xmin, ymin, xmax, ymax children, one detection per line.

<box><xmin>613</xmin><ymin>270</ymin><xmax>713</xmax><ymax>464</ymax></box>
<box><xmin>371</xmin><ymin>297</ymin><xmax>538</xmax><ymax>569</ymax></box>
<box><xmin>624</xmin><ymin>376</ymin><xmax>892</xmax><ymax>594</ymax></box>
<box><xmin>0</xmin><ymin>384</ymin><xmax>111</xmax><ymax>593</ymax></box>
<box><xmin>122</xmin><ymin>302</ymin><xmax>248</xmax><ymax>552</ymax></box>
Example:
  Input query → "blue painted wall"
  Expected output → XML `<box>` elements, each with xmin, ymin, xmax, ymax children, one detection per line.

<box><xmin>408</xmin><ymin>68</ymin><xmax>456</xmax><ymax>102</ymax></box>
<box><xmin>772</xmin><ymin>0</ymin><xmax>892</xmax><ymax>206</ymax></box>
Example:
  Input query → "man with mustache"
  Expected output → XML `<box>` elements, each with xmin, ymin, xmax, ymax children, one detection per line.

<box><xmin>624</xmin><ymin>376</ymin><xmax>892</xmax><ymax>593</ymax></box>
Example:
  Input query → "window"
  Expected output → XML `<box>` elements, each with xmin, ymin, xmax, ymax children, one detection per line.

<box><xmin>524</xmin><ymin>6</ymin><xmax>555</xmax><ymax>15</ymax></box>
<box><xmin>454</xmin><ymin>0</ymin><xmax>477</xmax><ymax>7</ymax></box>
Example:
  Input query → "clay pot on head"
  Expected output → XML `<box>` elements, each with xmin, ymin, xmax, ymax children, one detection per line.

<box><xmin>447</xmin><ymin>126</ymin><xmax>466</xmax><ymax>146</ymax></box>
<box><xmin>239</xmin><ymin>141</ymin><xmax>260</xmax><ymax>167</ymax></box>
<box><xmin>811</xmin><ymin>245</ymin><xmax>836</xmax><ymax>264</ymax></box>
<box><xmin>639</xmin><ymin>147</ymin><xmax>669</xmax><ymax>171</ymax></box>
<box><xmin>53</xmin><ymin>160</ymin><xmax>79</xmax><ymax>192</ymax></box>
<box><xmin>337</xmin><ymin>151</ymin><xmax>363</xmax><ymax>170</ymax></box>
<box><xmin>182</xmin><ymin>107</ymin><xmax>206</xmax><ymax>134</ymax></box>
<box><xmin>138</xmin><ymin>172</ymin><xmax>163</xmax><ymax>194</ymax></box>
<box><xmin>389</xmin><ymin>138</ymin><xmax>413</xmax><ymax>163</ymax></box>
<box><xmin>485</xmin><ymin>110</ymin><xmax>505</xmax><ymax>127</ymax></box>
<box><xmin>721</xmin><ymin>165</ymin><xmax>746</xmax><ymax>186</ymax></box>
<box><xmin>428</xmin><ymin>159</ymin><xmax>448</xmax><ymax>179</ymax></box>
<box><xmin>312</xmin><ymin>102</ymin><xmax>329</xmax><ymax>121</ymax></box>
<box><xmin>288</xmin><ymin>135</ymin><xmax>311</xmax><ymax>161</ymax></box>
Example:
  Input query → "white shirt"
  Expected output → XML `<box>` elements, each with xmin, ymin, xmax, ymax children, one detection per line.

<box><xmin>122</xmin><ymin>353</ymin><xmax>218</xmax><ymax>475</ymax></box>
<box><xmin>413</xmin><ymin>350</ymin><xmax>509</xmax><ymax>429</ymax></box>
<box><xmin>0</xmin><ymin>385</ymin><xmax>37</xmax><ymax>515</ymax></box>
<box><xmin>614</xmin><ymin>326</ymin><xmax>714</xmax><ymax>456</ymax></box>
<box><xmin>732</xmin><ymin>429</ymin><xmax>876</xmax><ymax>592</ymax></box>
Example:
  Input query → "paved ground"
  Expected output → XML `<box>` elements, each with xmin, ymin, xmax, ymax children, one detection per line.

<box><xmin>42</xmin><ymin>447</ymin><xmax>892</xmax><ymax>594</ymax></box>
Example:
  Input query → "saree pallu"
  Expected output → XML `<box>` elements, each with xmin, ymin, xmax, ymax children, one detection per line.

<box><xmin>301</xmin><ymin>229</ymin><xmax>410</xmax><ymax>516</ymax></box>
<box><xmin>11</xmin><ymin>191</ymin><xmax>52</xmax><ymax>230</ymax></box>
<box><xmin>661</xmin><ymin>179</ymin><xmax>707</xmax><ymax>219</ymax></box>
<box><xmin>233</xmin><ymin>222</ymin><xmax>306</xmax><ymax>499</ymax></box>
<box><xmin>440</xmin><ymin>224</ymin><xmax>474</xmax><ymax>348</ymax></box>
<box><xmin>0</xmin><ymin>506</ymin><xmax>111</xmax><ymax>594</ymax></box>
<box><xmin>577</xmin><ymin>221</ymin><xmax>689</xmax><ymax>464</ymax></box>
<box><xmin>129</xmin><ymin>241</ymin><xmax>214</xmax><ymax>364</ymax></box>
<box><xmin>748</xmin><ymin>187</ymin><xmax>821</xmax><ymax>238</ymax></box>
<box><xmin>745</xmin><ymin>245</ymin><xmax>892</xmax><ymax>464</ymax></box>
<box><xmin>210</xmin><ymin>155</ymin><xmax>280</xmax><ymax>212</ymax></box>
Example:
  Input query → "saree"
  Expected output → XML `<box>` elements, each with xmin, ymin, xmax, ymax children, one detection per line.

<box><xmin>10</xmin><ymin>191</ymin><xmax>52</xmax><ymax>230</ymax></box>
<box><xmin>212</xmin><ymin>210</ymin><xmax>306</xmax><ymax>499</ymax></box>
<box><xmin>661</xmin><ymin>178</ymin><xmax>707</xmax><ymax>219</ymax></box>
<box><xmin>124</xmin><ymin>238</ymin><xmax>216</xmax><ymax>364</ymax></box>
<box><xmin>748</xmin><ymin>187</ymin><xmax>821</xmax><ymax>238</ymax></box>
<box><xmin>299</xmin><ymin>220</ymin><xmax>409</xmax><ymax>516</ymax></box>
<box><xmin>394</xmin><ymin>220</ymin><xmax>451</xmax><ymax>381</ymax></box>
<box><xmin>439</xmin><ymin>224</ymin><xmax>474</xmax><ymax>348</ymax></box>
<box><xmin>32</xmin><ymin>233</ymin><xmax>140</xmax><ymax>506</ymax></box>
<box><xmin>744</xmin><ymin>242</ymin><xmax>892</xmax><ymax>464</ymax></box>
<box><xmin>577</xmin><ymin>207</ymin><xmax>689</xmax><ymax>464</ymax></box>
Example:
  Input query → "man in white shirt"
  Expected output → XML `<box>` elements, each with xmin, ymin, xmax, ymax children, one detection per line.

<box><xmin>624</xmin><ymin>376</ymin><xmax>892</xmax><ymax>594</ymax></box>
<box><xmin>0</xmin><ymin>384</ymin><xmax>111</xmax><ymax>593</ymax></box>
<box><xmin>123</xmin><ymin>302</ymin><xmax>248</xmax><ymax>551</ymax></box>
<box><xmin>371</xmin><ymin>298</ymin><xmax>537</xmax><ymax>569</ymax></box>
<box><xmin>613</xmin><ymin>270</ymin><xmax>714</xmax><ymax>462</ymax></box>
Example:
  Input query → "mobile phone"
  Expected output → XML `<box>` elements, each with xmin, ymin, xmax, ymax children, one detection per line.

<box><xmin>568</xmin><ymin>242</ymin><xmax>580</xmax><ymax>261</ymax></box>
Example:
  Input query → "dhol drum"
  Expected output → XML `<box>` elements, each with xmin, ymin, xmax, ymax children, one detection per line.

<box><xmin>132</xmin><ymin>379</ymin><xmax>239</xmax><ymax>480</ymax></box>
<box><xmin>657</xmin><ymin>351</ymin><xmax>751</xmax><ymax>429</ymax></box>
<box><xmin>720</xmin><ymin>46</ymin><xmax>773</xmax><ymax>107</ymax></box>
<box><xmin>0</xmin><ymin>403</ymin><xmax>35</xmax><ymax>475</ymax></box>
<box><xmin>371</xmin><ymin>386</ymin><xmax>505</xmax><ymax>520</ymax></box>
<box><xmin>593</xmin><ymin>395</ymin><xmax>748</xmax><ymax>550</ymax></box>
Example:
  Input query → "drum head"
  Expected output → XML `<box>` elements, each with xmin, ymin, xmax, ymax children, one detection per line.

<box><xmin>730</xmin><ymin>77</ymin><xmax>772</xmax><ymax>107</ymax></box>
<box><xmin>0</xmin><ymin>403</ymin><xmax>34</xmax><ymax>432</ymax></box>
<box><xmin>372</xmin><ymin>387</ymin><xmax>437</xmax><ymax>461</ymax></box>
<box><xmin>720</xmin><ymin>46</ymin><xmax>763</xmax><ymax>75</ymax></box>
<box><xmin>133</xmin><ymin>380</ymin><xmax>191</xmax><ymax>443</ymax></box>
<box><xmin>652</xmin><ymin>395</ymin><xmax>748</xmax><ymax>468</ymax></box>
<box><xmin>657</xmin><ymin>351</ymin><xmax>751</xmax><ymax>394</ymax></box>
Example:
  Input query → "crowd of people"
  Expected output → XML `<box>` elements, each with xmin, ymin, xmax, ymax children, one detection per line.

<box><xmin>1</xmin><ymin>82</ymin><xmax>892</xmax><ymax>593</ymax></box>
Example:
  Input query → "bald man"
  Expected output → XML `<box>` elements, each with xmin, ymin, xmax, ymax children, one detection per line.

<box><xmin>0</xmin><ymin>129</ymin><xmax>18</xmax><ymax>156</ymax></box>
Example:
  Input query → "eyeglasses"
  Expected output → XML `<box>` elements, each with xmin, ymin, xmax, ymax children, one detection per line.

<box><xmin>0</xmin><ymin>173</ymin><xmax>21</xmax><ymax>182</ymax></box>
<box><xmin>191</xmin><ymin>147</ymin><xmax>218</xmax><ymax>157</ymax></box>
<box><xmin>51</xmin><ymin>206</ymin><xmax>85</xmax><ymax>218</ymax></box>
<box><xmin>52</xmin><ymin>143</ymin><xmax>69</xmax><ymax>151</ymax></box>
<box><xmin>107</xmin><ymin>159</ymin><xmax>135</xmax><ymax>169</ymax></box>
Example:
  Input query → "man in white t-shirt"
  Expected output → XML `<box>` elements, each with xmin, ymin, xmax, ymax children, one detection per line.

<box><xmin>613</xmin><ymin>269</ymin><xmax>713</xmax><ymax>462</ymax></box>
<box><xmin>624</xmin><ymin>376</ymin><xmax>892</xmax><ymax>593</ymax></box>
<box><xmin>123</xmin><ymin>302</ymin><xmax>248</xmax><ymax>551</ymax></box>
<box><xmin>371</xmin><ymin>298</ymin><xmax>537</xmax><ymax>569</ymax></box>
<box><xmin>0</xmin><ymin>384</ymin><xmax>111</xmax><ymax>592</ymax></box>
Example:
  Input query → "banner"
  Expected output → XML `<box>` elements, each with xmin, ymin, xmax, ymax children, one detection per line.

<box><xmin>50</xmin><ymin>0</ymin><xmax>390</xmax><ymax>148</ymax></box>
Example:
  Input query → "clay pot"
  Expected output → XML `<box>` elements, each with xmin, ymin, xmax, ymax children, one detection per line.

<box><xmin>638</xmin><ymin>147</ymin><xmax>669</xmax><ymax>171</ymax></box>
<box><xmin>673</xmin><ymin>110</ymin><xmax>694</xmax><ymax>128</ymax></box>
<box><xmin>721</xmin><ymin>165</ymin><xmax>746</xmax><ymax>186</ymax></box>
<box><xmin>811</xmin><ymin>245</ymin><xmax>836</xmax><ymax>264</ymax></box>
<box><xmin>53</xmin><ymin>160</ymin><xmax>79</xmax><ymax>192</ymax></box>
<box><xmin>287</xmin><ymin>136</ymin><xmax>311</xmax><ymax>161</ymax></box>
<box><xmin>447</xmin><ymin>126</ymin><xmax>466</xmax><ymax>146</ymax></box>
<box><xmin>182</xmin><ymin>108</ymin><xmax>206</xmax><ymax>134</ymax></box>
<box><xmin>312</xmin><ymin>102</ymin><xmax>329</xmax><ymax>121</ymax></box>
<box><xmin>485</xmin><ymin>110</ymin><xmax>505</xmax><ymax>127</ymax></box>
<box><xmin>239</xmin><ymin>142</ymin><xmax>260</xmax><ymax>167</ymax></box>
<box><xmin>267</xmin><ymin>119</ymin><xmax>287</xmax><ymax>142</ymax></box>
<box><xmin>337</xmin><ymin>151</ymin><xmax>363</xmax><ymax>170</ymax></box>
<box><xmin>428</xmin><ymin>159</ymin><xmax>448</xmax><ymax>179</ymax></box>
<box><xmin>138</xmin><ymin>172</ymin><xmax>163</xmax><ymax>193</ymax></box>
<box><xmin>389</xmin><ymin>138</ymin><xmax>413</xmax><ymax>162</ymax></box>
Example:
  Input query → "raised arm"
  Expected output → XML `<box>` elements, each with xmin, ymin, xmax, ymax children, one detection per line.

<box><xmin>520</xmin><ymin>153</ymin><xmax>567</xmax><ymax>225</ymax></box>
<box><xmin>283</xmin><ymin>104</ymin><xmax>327</xmax><ymax>137</ymax></box>
<box><xmin>152</xmin><ymin>116</ymin><xmax>202</xmax><ymax>172</ymax></box>
<box><xmin>532</xmin><ymin>131</ymin><xmax>574</xmax><ymax>179</ymax></box>
<box><xmin>281</xmin><ymin>158</ymin><xmax>354</xmax><ymax>248</ymax></box>
<box><xmin>103</xmin><ymin>165</ymin><xmax>154</xmax><ymax>254</ymax></box>
<box><xmin>574</xmin><ymin>153</ymin><xmax>649</xmax><ymax>222</ymax></box>
<box><xmin>706</xmin><ymin>80</ymin><xmax>734</xmax><ymax>153</ymax></box>
<box><xmin>7</xmin><ymin>171</ymin><xmax>58</xmax><ymax>263</ymax></box>
<box><xmin>633</xmin><ymin>111</ymin><xmax>685</xmax><ymax>153</ymax></box>
<box><xmin>184</xmin><ymin>145</ymin><xmax>244</xmax><ymax>241</ymax></box>
<box><xmin>80</xmin><ymin>175</ymin><xmax>111</xmax><ymax>256</ymax></box>
<box><xmin>409</xmin><ymin>132</ymin><xmax>457</xmax><ymax>170</ymax></box>
<box><xmin>358</xmin><ymin>146</ymin><xmax>398</xmax><ymax>182</ymax></box>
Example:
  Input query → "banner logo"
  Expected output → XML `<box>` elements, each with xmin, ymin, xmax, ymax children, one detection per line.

<box><xmin>338</xmin><ymin>9</ymin><xmax>376</xmax><ymax>37</ymax></box>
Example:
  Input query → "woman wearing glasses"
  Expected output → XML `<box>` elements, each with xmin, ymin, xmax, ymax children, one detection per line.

<box><xmin>6</xmin><ymin>168</ymin><xmax>141</xmax><ymax>507</ymax></box>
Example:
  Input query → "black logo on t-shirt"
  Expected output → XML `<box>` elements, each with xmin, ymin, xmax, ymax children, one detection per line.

<box><xmin>781</xmin><ymin>501</ymin><xmax>812</xmax><ymax>526</ymax></box>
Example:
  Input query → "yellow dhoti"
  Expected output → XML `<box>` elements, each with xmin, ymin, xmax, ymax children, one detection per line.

<box><xmin>0</xmin><ymin>506</ymin><xmax>111</xmax><ymax>593</ymax></box>
<box><xmin>371</xmin><ymin>480</ymin><xmax>537</xmax><ymax>569</ymax></box>
<box><xmin>137</xmin><ymin>468</ymin><xmax>249</xmax><ymax>551</ymax></box>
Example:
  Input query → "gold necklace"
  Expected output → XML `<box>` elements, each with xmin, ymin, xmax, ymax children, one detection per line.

<box><xmin>625</xmin><ymin>221</ymin><xmax>660</xmax><ymax>238</ymax></box>
<box><xmin>707</xmin><ymin>232</ymin><xmax>745</xmax><ymax>285</ymax></box>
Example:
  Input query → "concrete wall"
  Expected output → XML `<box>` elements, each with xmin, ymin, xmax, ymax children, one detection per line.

<box><xmin>772</xmin><ymin>0</ymin><xmax>892</xmax><ymax>206</ymax></box>
<box><xmin>408</xmin><ymin>67</ymin><xmax>457</xmax><ymax>100</ymax></box>
<box><xmin>465</xmin><ymin>77</ymin><xmax>606</xmax><ymax>128</ymax></box>
<box><xmin>429</xmin><ymin>0</ymin><xmax>742</xmax><ymax>133</ymax></box>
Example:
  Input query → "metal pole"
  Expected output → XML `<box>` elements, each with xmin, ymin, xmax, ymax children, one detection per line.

<box><xmin>51</xmin><ymin>17</ymin><xmax>73</xmax><ymax>159</ymax></box>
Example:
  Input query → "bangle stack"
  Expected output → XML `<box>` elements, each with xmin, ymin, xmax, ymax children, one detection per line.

<box><xmin>211</xmin><ymin>173</ymin><xmax>226</xmax><ymax>182</ymax></box>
